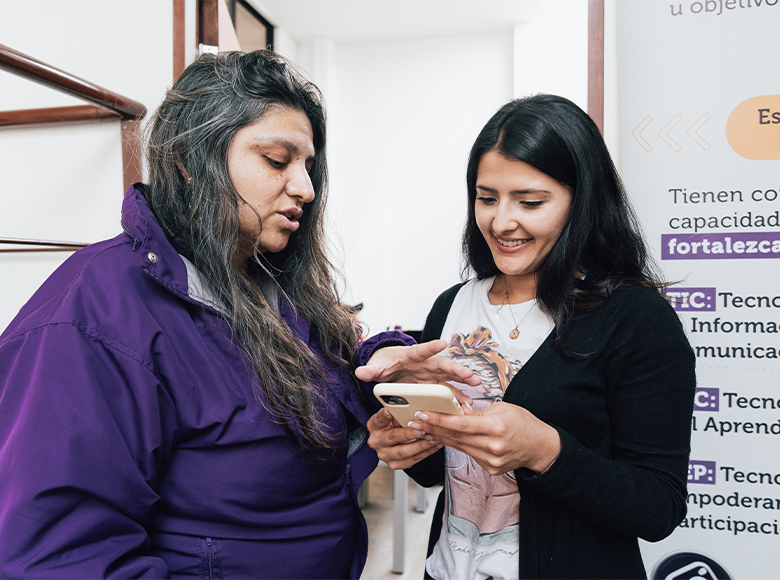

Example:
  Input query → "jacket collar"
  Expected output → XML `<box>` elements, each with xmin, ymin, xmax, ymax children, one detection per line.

<box><xmin>119</xmin><ymin>184</ymin><xmax>306</xmax><ymax>341</ymax></box>
<box><xmin>121</xmin><ymin>183</ymin><xmax>210</xmax><ymax>308</ymax></box>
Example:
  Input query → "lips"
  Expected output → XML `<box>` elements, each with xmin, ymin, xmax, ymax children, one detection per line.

<box><xmin>281</xmin><ymin>207</ymin><xmax>303</xmax><ymax>220</ymax></box>
<box><xmin>279</xmin><ymin>207</ymin><xmax>304</xmax><ymax>231</ymax></box>
<box><xmin>495</xmin><ymin>236</ymin><xmax>531</xmax><ymax>251</ymax></box>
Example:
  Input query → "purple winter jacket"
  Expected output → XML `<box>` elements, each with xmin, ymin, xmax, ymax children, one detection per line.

<box><xmin>0</xmin><ymin>185</ymin><xmax>411</xmax><ymax>579</ymax></box>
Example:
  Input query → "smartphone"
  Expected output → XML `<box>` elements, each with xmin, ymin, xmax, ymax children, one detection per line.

<box><xmin>374</xmin><ymin>383</ymin><xmax>464</xmax><ymax>427</ymax></box>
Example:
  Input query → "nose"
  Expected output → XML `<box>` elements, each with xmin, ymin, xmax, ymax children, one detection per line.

<box><xmin>491</xmin><ymin>199</ymin><xmax>520</xmax><ymax>233</ymax></box>
<box><xmin>287</xmin><ymin>163</ymin><xmax>315</xmax><ymax>204</ymax></box>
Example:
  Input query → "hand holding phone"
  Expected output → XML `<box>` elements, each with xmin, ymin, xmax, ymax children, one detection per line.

<box><xmin>374</xmin><ymin>383</ymin><xmax>464</xmax><ymax>427</ymax></box>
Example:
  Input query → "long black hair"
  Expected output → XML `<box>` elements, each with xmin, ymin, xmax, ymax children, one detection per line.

<box><xmin>145</xmin><ymin>50</ymin><xmax>357</xmax><ymax>459</ymax></box>
<box><xmin>463</xmin><ymin>94</ymin><xmax>664</xmax><ymax>339</ymax></box>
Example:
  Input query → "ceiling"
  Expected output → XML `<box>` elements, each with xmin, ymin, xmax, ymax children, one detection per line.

<box><xmin>249</xmin><ymin>0</ymin><xmax>544</xmax><ymax>44</ymax></box>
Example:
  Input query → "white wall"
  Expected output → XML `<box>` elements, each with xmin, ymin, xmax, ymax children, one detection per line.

<box><xmin>289</xmin><ymin>3</ymin><xmax>588</xmax><ymax>334</ymax></box>
<box><xmin>326</xmin><ymin>32</ymin><xmax>514</xmax><ymax>334</ymax></box>
<box><xmin>0</xmin><ymin>0</ymin><xmax>173</xmax><ymax>330</ymax></box>
<box><xmin>513</xmin><ymin>0</ymin><xmax>588</xmax><ymax>108</ymax></box>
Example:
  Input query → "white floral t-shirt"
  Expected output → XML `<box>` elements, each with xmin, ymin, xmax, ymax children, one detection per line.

<box><xmin>426</xmin><ymin>277</ymin><xmax>553</xmax><ymax>580</ymax></box>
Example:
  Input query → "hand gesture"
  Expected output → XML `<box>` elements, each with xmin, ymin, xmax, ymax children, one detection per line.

<box><xmin>355</xmin><ymin>339</ymin><xmax>481</xmax><ymax>388</ymax></box>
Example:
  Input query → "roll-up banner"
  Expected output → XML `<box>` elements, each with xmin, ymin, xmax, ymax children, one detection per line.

<box><xmin>619</xmin><ymin>1</ymin><xmax>780</xmax><ymax>578</ymax></box>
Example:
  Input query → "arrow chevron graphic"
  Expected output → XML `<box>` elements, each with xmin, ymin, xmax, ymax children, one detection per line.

<box><xmin>632</xmin><ymin>116</ymin><xmax>652</xmax><ymax>152</ymax></box>
<box><xmin>659</xmin><ymin>115</ymin><xmax>681</xmax><ymax>152</ymax></box>
<box><xmin>687</xmin><ymin>113</ymin><xmax>711</xmax><ymax>150</ymax></box>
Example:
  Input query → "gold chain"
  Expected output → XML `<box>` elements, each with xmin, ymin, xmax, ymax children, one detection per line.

<box><xmin>496</xmin><ymin>276</ymin><xmax>534</xmax><ymax>340</ymax></box>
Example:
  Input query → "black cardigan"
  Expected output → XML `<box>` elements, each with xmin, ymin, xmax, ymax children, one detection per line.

<box><xmin>407</xmin><ymin>281</ymin><xmax>696</xmax><ymax>580</ymax></box>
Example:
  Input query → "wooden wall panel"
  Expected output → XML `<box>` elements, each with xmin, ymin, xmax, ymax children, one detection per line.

<box><xmin>173</xmin><ymin>0</ymin><xmax>185</xmax><ymax>80</ymax></box>
<box><xmin>588</xmin><ymin>0</ymin><xmax>605</xmax><ymax>133</ymax></box>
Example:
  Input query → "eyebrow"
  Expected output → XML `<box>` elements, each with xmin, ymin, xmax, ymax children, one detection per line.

<box><xmin>475</xmin><ymin>185</ymin><xmax>552</xmax><ymax>195</ymax></box>
<box><xmin>254</xmin><ymin>136</ymin><xmax>315</xmax><ymax>159</ymax></box>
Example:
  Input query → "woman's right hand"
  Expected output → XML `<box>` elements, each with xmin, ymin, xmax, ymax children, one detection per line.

<box><xmin>410</xmin><ymin>402</ymin><xmax>561</xmax><ymax>476</ymax></box>
<box><xmin>367</xmin><ymin>407</ymin><xmax>443</xmax><ymax>470</ymax></box>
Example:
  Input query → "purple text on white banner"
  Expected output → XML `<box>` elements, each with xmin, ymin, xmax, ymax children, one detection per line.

<box><xmin>665</xmin><ymin>287</ymin><xmax>717</xmax><ymax>311</ymax></box>
<box><xmin>688</xmin><ymin>460</ymin><xmax>717</xmax><ymax>485</ymax></box>
<box><xmin>661</xmin><ymin>232</ymin><xmax>780</xmax><ymax>260</ymax></box>
<box><xmin>694</xmin><ymin>387</ymin><xmax>719</xmax><ymax>412</ymax></box>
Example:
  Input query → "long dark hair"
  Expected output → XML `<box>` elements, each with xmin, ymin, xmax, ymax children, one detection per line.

<box><xmin>145</xmin><ymin>50</ymin><xmax>357</xmax><ymax>458</ymax></box>
<box><xmin>462</xmin><ymin>94</ymin><xmax>664</xmax><ymax>340</ymax></box>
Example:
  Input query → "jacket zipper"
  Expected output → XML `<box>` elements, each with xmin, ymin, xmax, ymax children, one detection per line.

<box><xmin>206</xmin><ymin>537</ymin><xmax>215</xmax><ymax>580</ymax></box>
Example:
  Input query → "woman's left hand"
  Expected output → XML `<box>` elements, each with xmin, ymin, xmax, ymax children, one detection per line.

<box><xmin>410</xmin><ymin>401</ymin><xmax>561</xmax><ymax>476</ymax></box>
<box><xmin>367</xmin><ymin>407</ymin><xmax>443</xmax><ymax>470</ymax></box>
<box><xmin>355</xmin><ymin>339</ymin><xmax>481</xmax><ymax>388</ymax></box>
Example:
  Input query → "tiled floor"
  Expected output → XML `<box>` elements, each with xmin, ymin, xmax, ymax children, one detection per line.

<box><xmin>360</xmin><ymin>463</ymin><xmax>441</xmax><ymax>580</ymax></box>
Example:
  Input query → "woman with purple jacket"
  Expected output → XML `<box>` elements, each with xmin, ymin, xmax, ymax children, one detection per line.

<box><xmin>0</xmin><ymin>50</ymin><xmax>475</xmax><ymax>579</ymax></box>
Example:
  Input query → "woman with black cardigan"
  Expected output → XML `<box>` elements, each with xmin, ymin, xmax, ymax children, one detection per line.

<box><xmin>366</xmin><ymin>95</ymin><xmax>696</xmax><ymax>580</ymax></box>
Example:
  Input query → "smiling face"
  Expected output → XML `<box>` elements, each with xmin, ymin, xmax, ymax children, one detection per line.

<box><xmin>228</xmin><ymin>106</ymin><xmax>316</xmax><ymax>271</ymax></box>
<box><xmin>475</xmin><ymin>150</ymin><xmax>572</xmax><ymax>295</ymax></box>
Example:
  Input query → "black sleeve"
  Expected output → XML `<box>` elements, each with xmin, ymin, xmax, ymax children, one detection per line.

<box><xmin>517</xmin><ymin>286</ymin><xmax>696</xmax><ymax>542</ymax></box>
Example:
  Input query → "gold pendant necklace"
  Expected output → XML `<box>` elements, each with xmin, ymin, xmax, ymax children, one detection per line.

<box><xmin>495</xmin><ymin>276</ymin><xmax>534</xmax><ymax>340</ymax></box>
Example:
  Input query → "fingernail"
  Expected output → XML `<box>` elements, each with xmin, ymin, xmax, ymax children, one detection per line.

<box><xmin>424</xmin><ymin>435</ymin><xmax>435</xmax><ymax>442</ymax></box>
<box><xmin>415</xmin><ymin>411</ymin><xmax>429</xmax><ymax>421</ymax></box>
<box><xmin>383</xmin><ymin>408</ymin><xmax>391</xmax><ymax>417</ymax></box>
<box><xmin>464</xmin><ymin>401</ymin><xmax>473</xmax><ymax>411</ymax></box>
<box><xmin>407</xmin><ymin>421</ymin><xmax>422</xmax><ymax>430</ymax></box>
<box><xmin>412</xmin><ymin>429</ymin><xmax>424</xmax><ymax>438</ymax></box>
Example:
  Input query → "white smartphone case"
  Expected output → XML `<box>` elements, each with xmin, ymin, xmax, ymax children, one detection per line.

<box><xmin>373</xmin><ymin>383</ymin><xmax>463</xmax><ymax>427</ymax></box>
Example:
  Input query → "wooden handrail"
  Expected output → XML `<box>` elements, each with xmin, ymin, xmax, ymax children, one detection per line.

<box><xmin>0</xmin><ymin>44</ymin><xmax>147</xmax><ymax>254</ymax></box>
<box><xmin>0</xmin><ymin>104</ymin><xmax>119</xmax><ymax>128</ymax></box>
<box><xmin>0</xmin><ymin>43</ymin><xmax>146</xmax><ymax>121</ymax></box>
<box><xmin>0</xmin><ymin>237</ymin><xmax>88</xmax><ymax>253</ymax></box>
<box><xmin>0</xmin><ymin>43</ymin><xmax>146</xmax><ymax>196</ymax></box>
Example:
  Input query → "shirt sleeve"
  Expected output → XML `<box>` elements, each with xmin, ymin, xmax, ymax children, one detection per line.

<box><xmin>354</xmin><ymin>330</ymin><xmax>418</xmax><ymax>406</ymax></box>
<box><xmin>518</xmin><ymin>287</ymin><xmax>696</xmax><ymax>542</ymax></box>
<box><xmin>0</xmin><ymin>323</ymin><xmax>176</xmax><ymax>578</ymax></box>
<box><xmin>355</xmin><ymin>330</ymin><xmax>418</xmax><ymax>367</ymax></box>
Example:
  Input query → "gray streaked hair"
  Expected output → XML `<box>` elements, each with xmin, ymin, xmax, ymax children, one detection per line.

<box><xmin>145</xmin><ymin>50</ymin><xmax>358</xmax><ymax>459</ymax></box>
